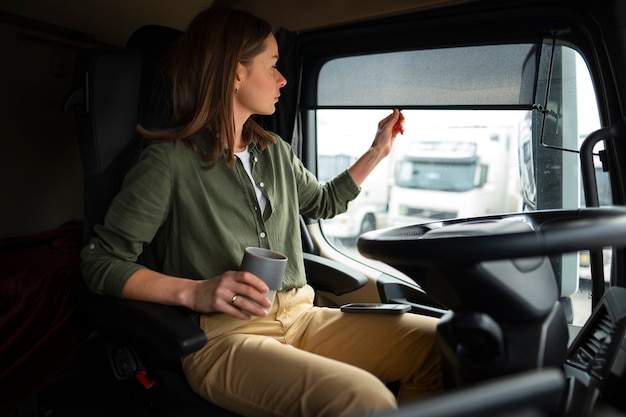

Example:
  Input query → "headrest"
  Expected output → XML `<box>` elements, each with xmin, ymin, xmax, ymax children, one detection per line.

<box><xmin>68</xmin><ymin>25</ymin><xmax>183</xmax><ymax>242</ymax></box>
<box><xmin>126</xmin><ymin>25</ymin><xmax>183</xmax><ymax>130</ymax></box>
<box><xmin>73</xmin><ymin>49</ymin><xmax>143</xmax><ymax>177</ymax></box>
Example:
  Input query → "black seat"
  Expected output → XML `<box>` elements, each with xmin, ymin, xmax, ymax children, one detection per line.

<box><xmin>68</xmin><ymin>43</ymin><xmax>232</xmax><ymax>416</ymax></box>
<box><xmin>67</xmin><ymin>25</ymin><xmax>367</xmax><ymax>416</ymax></box>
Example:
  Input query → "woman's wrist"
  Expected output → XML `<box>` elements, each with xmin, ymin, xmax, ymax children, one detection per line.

<box><xmin>178</xmin><ymin>278</ymin><xmax>201</xmax><ymax>311</ymax></box>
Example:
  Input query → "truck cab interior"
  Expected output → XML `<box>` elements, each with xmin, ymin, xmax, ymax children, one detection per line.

<box><xmin>2</xmin><ymin>0</ymin><xmax>626</xmax><ymax>416</ymax></box>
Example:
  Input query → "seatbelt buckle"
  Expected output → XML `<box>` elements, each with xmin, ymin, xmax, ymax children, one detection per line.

<box><xmin>135</xmin><ymin>368</ymin><xmax>156</xmax><ymax>389</ymax></box>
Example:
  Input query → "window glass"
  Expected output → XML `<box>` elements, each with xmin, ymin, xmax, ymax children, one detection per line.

<box><xmin>316</xmin><ymin>44</ymin><xmax>602</xmax><ymax>327</ymax></box>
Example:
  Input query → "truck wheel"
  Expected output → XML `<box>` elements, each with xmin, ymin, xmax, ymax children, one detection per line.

<box><xmin>360</xmin><ymin>214</ymin><xmax>376</xmax><ymax>235</ymax></box>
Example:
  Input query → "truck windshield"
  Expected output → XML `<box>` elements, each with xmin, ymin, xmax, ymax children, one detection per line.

<box><xmin>313</xmin><ymin>43</ymin><xmax>604</xmax><ymax>328</ymax></box>
<box><xmin>396</xmin><ymin>160</ymin><xmax>477</xmax><ymax>191</ymax></box>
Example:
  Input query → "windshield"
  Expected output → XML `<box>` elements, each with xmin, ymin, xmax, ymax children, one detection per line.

<box><xmin>314</xmin><ymin>44</ymin><xmax>605</xmax><ymax>328</ymax></box>
<box><xmin>396</xmin><ymin>160</ymin><xmax>477</xmax><ymax>191</ymax></box>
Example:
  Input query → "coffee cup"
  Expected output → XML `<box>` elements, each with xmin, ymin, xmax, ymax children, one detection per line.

<box><xmin>240</xmin><ymin>247</ymin><xmax>287</xmax><ymax>312</ymax></box>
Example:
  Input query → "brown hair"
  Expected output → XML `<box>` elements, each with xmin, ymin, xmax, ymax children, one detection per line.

<box><xmin>137</xmin><ymin>7</ymin><xmax>277</xmax><ymax>166</ymax></box>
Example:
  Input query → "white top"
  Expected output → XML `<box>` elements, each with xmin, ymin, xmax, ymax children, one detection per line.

<box><xmin>235</xmin><ymin>147</ymin><xmax>267</xmax><ymax>214</ymax></box>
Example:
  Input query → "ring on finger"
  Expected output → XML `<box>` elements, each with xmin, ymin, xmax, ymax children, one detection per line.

<box><xmin>231</xmin><ymin>294</ymin><xmax>238</xmax><ymax>304</ymax></box>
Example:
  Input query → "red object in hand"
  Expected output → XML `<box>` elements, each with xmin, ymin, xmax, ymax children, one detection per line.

<box><xmin>392</xmin><ymin>111</ymin><xmax>405</xmax><ymax>136</ymax></box>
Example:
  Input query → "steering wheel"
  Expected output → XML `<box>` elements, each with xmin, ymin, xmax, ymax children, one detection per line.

<box><xmin>357</xmin><ymin>207</ymin><xmax>626</xmax><ymax>315</ymax></box>
<box><xmin>358</xmin><ymin>207</ymin><xmax>626</xmax><ymax>266</ymax></box>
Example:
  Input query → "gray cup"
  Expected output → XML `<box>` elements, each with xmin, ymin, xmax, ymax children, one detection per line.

<box><xmin>240</xmin><ymin>247</ymin><xmax>287</xmax><ymax>311</ymax></box>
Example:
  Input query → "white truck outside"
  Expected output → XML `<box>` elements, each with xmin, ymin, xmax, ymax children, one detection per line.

<box><xmin>388</xmin><ymin>128</ymin><xmax>521</xmax><ymax>227</ymax></box>
<box><xmin>319</xmin><ymin>153</ymin><xmax>389</xmax><ymax>241</ymax></box>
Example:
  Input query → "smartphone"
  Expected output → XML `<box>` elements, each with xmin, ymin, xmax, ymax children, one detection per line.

<box><xmin>340</xmin><ymin>303</ymin><xmax>411</xmax><ymax>314</ymax></box>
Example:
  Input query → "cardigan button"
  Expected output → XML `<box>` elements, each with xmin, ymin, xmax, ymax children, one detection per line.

<box><xmin>259</xmin><ymin>181</ymin><xmax>265</xmax><ymax>188</ymax></box>
<box><xmin>259</xmin><ymin>232</ymin><xmax>266</xmax><ymax>238</ymax></box>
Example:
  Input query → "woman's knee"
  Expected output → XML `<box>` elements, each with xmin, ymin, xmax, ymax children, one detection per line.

<box><xmin>310</xmin><ymin>370</ymin><xmax>397</xmax><ymax>417</ymax></box>
<box><xmin>182</xmin><ymin>333</ymin><xmax>399</xmax><ymax>417</ymax></box>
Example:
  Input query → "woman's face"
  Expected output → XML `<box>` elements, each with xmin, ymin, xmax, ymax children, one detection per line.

<box><xmin>234</xmin><ymin>34</ymin><xmax>287</xmax><ymax>118</ymax></box>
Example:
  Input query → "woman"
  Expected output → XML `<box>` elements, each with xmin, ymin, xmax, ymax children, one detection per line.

<box><xmin>81</xmin><ymin>7</ymin><xmax>442</xmax><ymax>417</ymax></box>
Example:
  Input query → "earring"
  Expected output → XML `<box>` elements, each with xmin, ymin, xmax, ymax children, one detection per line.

<box><xmin>235</xmin><ymin>87</ymin><xmax>239</xmax><ymax>94</ymax></box>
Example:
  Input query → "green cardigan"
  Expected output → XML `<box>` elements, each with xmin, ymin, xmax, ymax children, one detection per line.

<box><xmin>81</xmin><ymin>131</ymin><xmax>360</xmax><ymax>298</ymax></box>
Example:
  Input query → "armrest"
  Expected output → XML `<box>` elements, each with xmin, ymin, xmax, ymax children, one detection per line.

<box><xmin>303</xmin><ymin>252</ymin><xmax>368</xmax><ymax>295</ymax></box>
<box><xmin>81</xmin><ymin>290</ymin><xmax>207</xmax><ymax>359</ymax></box>
<box><xmin>81</xmin><ymin>254</ymin><xmax>364</xmax><ymax>360</ymax></box>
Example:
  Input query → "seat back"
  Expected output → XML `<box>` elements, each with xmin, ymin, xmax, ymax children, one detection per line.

<box><xmin>69</xmin><ymin>25</ymin><xmax>182</xmax><ymax>243</ymax></box>
<box><xmin>68</xmin><ymin>26</ymin><xmax>242</xmax><ymax>416</ymax></box>
<box><xmin>69</xmin><ymin>49</ymin><xmax>144</xmax><ymax>243</ymax></box>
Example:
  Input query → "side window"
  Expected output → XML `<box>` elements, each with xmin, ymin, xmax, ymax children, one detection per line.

<box><xmin>315</xmin><ymin>43</ymin><xmax>602</xmax><ymax>325</ymax></box>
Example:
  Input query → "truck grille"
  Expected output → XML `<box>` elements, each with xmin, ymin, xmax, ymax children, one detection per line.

<box><xmin>400</xmin><ymin>206</ymin><xmax>457</xmax><ymax>220</ymax></box>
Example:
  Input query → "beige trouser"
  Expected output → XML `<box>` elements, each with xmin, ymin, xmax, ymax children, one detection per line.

<box><xmin>182</xmin><ymin>285</ymin><xmax>442</xmax><ymax>417</ymax></box>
